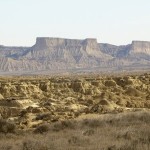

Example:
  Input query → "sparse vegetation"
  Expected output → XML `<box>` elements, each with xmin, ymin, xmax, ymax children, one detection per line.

<box><xmin>0</xmin><ymin>111</ymin><xmax>149</xmax><ymax>149</ymax></box>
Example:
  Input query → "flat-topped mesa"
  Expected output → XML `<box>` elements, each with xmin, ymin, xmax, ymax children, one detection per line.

<box><xmin>34</xmin><ymin>37</ymin><xmax>98</xmax><ymax>50</ymax></box>
<box><xmin>35</xmin><ymin>37</ymin><xmax>66</xmax><ymax>49</ymax></box>
<box><xmin>130</xmin><ymin>41</ymin><xmax>150</xmax><ymax>55</ymax></box>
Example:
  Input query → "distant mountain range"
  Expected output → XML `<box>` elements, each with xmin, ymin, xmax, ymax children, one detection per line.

<box><xmin>0</xmin><ymin>37</ymin><xmax>150</xmax><ymax>74</ymax></box>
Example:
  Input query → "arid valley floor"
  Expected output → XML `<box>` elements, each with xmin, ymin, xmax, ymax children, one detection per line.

<box><xmin>0</xmin><ymin>73</ymin><xmax>150</xmax><ymax>149</ymax></box>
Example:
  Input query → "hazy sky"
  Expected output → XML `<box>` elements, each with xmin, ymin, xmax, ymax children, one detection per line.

<box><xmin>0</xmin><ymin>0</ymin><xmax>150</xmax><ymax>46</ymax></box>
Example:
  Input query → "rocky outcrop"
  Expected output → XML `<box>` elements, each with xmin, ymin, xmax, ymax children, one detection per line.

<box><xmin>0</xmin><ymin>38</ymin><xmax>150</xmax><ymax>74</ymax></box>
<box><xmin>130</xmin><ymin>41</ymin><xmax>150</xmax><ymax>55</ymax></box>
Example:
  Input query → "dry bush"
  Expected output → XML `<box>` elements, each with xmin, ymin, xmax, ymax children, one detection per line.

<box><xmin>82</xmin><ymin>129</ymin><xmax>95</xmax><ymax>136</ymax></box>
<box><xmin>0</xmin><ymin>119</ymin><xmax>16</xmax><ymax>133</ymax></box>
<box><xmin>52</xmin><ymin>120</ymin><xmax>77</xmax><ymax>131</ymax></box>
<box><xmin>34</xmin><ymin>124</ymin><xmax>49</xmax><ymax>134</ymax></box>
<box><xmin>68</xmin><ymin>135</ymin><xmax>90</xmax><ymax>146</ymax></box>
<box><xmin>35</xmin><ymin>113</ymin><xmax>51</xmax><ymax>121</ymax></box>
<box><xmin>22</xmin><ymin>139</ymin><xmax>50</xmax><ymax>150</ymax></box>
<box><xmin>0</xmin><ymin>145</ymin><xmax>13</xmax><ymax>150</ymax></box>
<box><xmin>82</xmin><ymin>119</ymin><xmax>103</xmax><ymax>128</ymax></box>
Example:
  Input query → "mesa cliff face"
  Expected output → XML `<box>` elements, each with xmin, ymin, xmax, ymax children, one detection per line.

<box><xmin>0</xmin><ymin>38</ymin><xmax>150</xmax><ymax>74</ymax></box>
<box><xmin>130</xmin><ymin>41</ymin><xmax>150</xmax><ymax>55</ymax></box>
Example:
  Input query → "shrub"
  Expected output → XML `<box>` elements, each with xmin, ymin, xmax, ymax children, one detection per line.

<box><xmin>22</xmin><ymin>140</ymin><xmax>49</xmax><ymax>150</ymax></box>
<box><xmin>34</xmin><ymin>124</ymin><xmax>49</xmax><ymax>134</ymax></box>
<box><xmin>68</xmin><ymin>135</ymin><xmax>90</xmax><ymax>146</ymax></box>
<box><xmin>82</xmin><ymin>118</ymin><xmax>105</xmax><ymax>128</ymax></box>
<box><xmin>83</xmin><ymin>129</ymin><xmax>95</xmax><ymax>136</ymax></box>
<box><xmin>52</xmin><ymin>120</ymin><xmax>77</xmax><ymax>131</ymax></box>
<box><xmin>0</xmin><ymin>119</ymin><xmax>16</xmax><ymax>133</ymax></box>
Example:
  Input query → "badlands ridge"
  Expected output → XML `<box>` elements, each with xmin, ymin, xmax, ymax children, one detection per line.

<box><xmin>0</xmin><ymin>73</ymin><xmax>150</xmax><ymax>129</ymax></box>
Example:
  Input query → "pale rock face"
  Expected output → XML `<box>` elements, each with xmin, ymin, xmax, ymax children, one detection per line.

<box><xmin>35</xmin><ymin>37</ymin><xmax>66</xmax><ymax>49</ymax></box>
<box><xmin>130</xmin><ymin>41</ymin><xmax>150</xmax><ymax>55</ymax></box>
<box><xmin>82</xmin><ymin>38</ymin><xmax>107</xmax><ymax>58</ymax></box>
<box><xmin>83</xmin><ymin>38</ymin><xmax>97</xmax><ymax>51</ymax></box>
<box><xmin>0</xmin><ymin>94</ymin><xmax>4</xmax><ymax>100</ymax></box>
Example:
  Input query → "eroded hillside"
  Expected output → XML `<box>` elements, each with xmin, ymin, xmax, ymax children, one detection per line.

<box><xmin>0</xmin><ymin>73</ymin><xmax>150</xmax><ymax>129</ymax></box>
<box><xmin>0</xmin><ymin>38</ymin><xmax>150</xmax><ymax>73</ymax></box>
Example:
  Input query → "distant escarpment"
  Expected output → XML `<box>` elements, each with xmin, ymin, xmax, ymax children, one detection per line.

<box><xmin>0</xmin><ymin>38</ymin><xmax>150</xmax><ymax>74</ymax></box>
<box><xmin>131</xmin><ymin>41</ymin><xmax>150</xmax><ymax>55</ymax></box>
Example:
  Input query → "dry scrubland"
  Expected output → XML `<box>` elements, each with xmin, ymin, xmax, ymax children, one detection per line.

<box><xmin>0</xmin><ymin>111</ymin><xmax>150</xmax><ymax>150</ymax></box>
<box><xmin>0</xmin><ymin>73</ymin><xmax>150</xmax><ymax>149</ymax></box>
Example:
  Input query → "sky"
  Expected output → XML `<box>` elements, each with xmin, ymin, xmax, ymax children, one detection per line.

<box><xmin>0</xmin><ymin>0</ymin><xmax>150</xmax><ymax>46</ymax></box>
